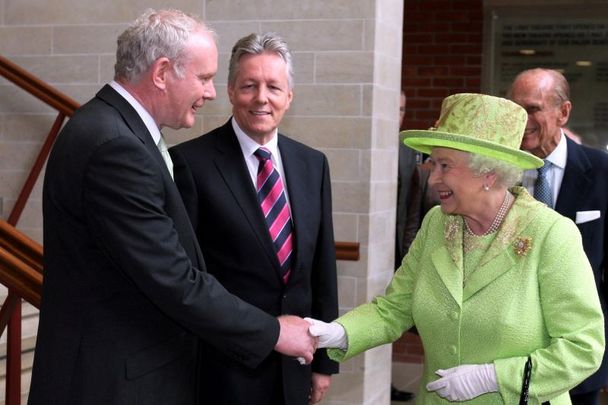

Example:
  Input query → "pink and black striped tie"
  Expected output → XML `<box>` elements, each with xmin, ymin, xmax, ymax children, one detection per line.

<box><xmin>254</xmin><ymin>147</ymin><xmax>293</xmax><ymax>283</ymax></box>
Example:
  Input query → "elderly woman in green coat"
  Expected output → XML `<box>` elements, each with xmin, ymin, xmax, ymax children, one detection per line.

<box><xmin>308</xmin><ymin>93</ymin><xmax>604</xmax><ymax>404</ymax></box>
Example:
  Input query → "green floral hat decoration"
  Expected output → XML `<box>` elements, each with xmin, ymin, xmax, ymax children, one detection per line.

<box><xmin>402</xmin><ymin>93</ymin><xmax>543</xmax><ymax>169</ymax></box>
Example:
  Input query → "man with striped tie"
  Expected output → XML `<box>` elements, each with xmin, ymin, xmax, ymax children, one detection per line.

<box><xmin>170</xmin><ymin>32</ymin><xmax>339</xmax><ymax>405</ymax></box>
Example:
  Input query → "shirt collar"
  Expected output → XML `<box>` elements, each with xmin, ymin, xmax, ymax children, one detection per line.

<box><xmin>109</xmin><ymin>81</ymin><xmax>162</xmax><ymax>145</ymax></box>
<box><xmin>231</xmin><ymin>117</ymin><xmax>279</xmax><ymax>158</ymax></box>
<box><xmin>543</xmin><ymin>129</ymin><xmax>567</xmax><ymax>170</ymax></box>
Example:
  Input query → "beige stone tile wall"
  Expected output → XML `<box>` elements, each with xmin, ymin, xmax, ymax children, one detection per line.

<box><xmin>0</xmin><ymin>1</ymin><xmax>403</xmax><ymax>403</ymax></box>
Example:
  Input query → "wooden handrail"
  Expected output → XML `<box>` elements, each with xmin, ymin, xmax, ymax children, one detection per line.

<box><xmin>0</xmin><ymin>54</ymin><xmax>79</xmax><ymax>117</ymax></box>
<box><xmin>0</xmin><ymin>220</ymin><xmax>43</xmax><ymax>275</ymax></box>
<box><xmin>0</xmin><ymin>248</ymin><xmax>42</xmax><ymax>309</ymax></box>
<box><xmin>0</xmin><ymin>220</ymin><xmax>43</xmax><ymax>309</ymax></box>
<box><xmin>335</xmin><ymin>241</ymin><xmax>360</xmax><ymax>261</ymax></box>
<box><xmin>7</xmin><ymin>112</ymin><xmax>66</xmax><ymax>226</ymax></box>
<box><xmin>0</xmin><ymin>54</ymin><xmax>66</xmax><ymax>405</ymax></box>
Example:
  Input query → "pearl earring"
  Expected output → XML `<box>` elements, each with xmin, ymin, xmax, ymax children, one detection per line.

<box><xmin>483</xmin><ymin>184</ymin><xmax>490</xmax><ymax>191</ymax></box>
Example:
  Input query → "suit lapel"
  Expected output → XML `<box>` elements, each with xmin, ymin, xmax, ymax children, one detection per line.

<box><xmin>277</xmin><ymin>136</ymin><xmax>305</xmax><ymax>277</ymax></box>
<box><xmin>463</xmin><ymin>249</ymin><xmax>516</xmax><ymax>301</ymax></box>
<box><xmin>431</xmin><ymin>245</ymin><xmax>463</xmax><ymax>307</ymax></box>
<box><xmin>96</xmin><ymin>85</ymin><xmax>169</xmax><ymax>177</ymax></box>
<box><xmin>432</xmin><ymin>215</ymin><xmax>464</xmax><ymax>306</ymax></box>
<box><xmin>432</xmin><ymin>188</ymin><xmax>541</xmax><ymax>303</ymax></box>
<box><xmin>555</xmin><ymin>138</ymin><xmax>592</xmax><ymax>220</ymax></box>
<box><xmin>213</xmin><ymin>124</ymin><xmax>282</xmax><ymax>277</ymax></box>
<box><xmin>97</xmin><ymin>85</ymin><xmax>151</xmax><ymax>144</ymax></box>
<box><xmin>96</xmin><ymin>85</ymin><xmax>205</xmax><ymax>270</ymax></box>
<box><xmin>463</xmin><ymin>188</ymin><xmax>539</xmax><ymax>300</ymax></box>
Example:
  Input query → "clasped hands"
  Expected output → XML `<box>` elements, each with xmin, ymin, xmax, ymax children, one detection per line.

<box><xmin>274</xmin><ymin>316</ymin><xmax>347</xmax><ymax>365</ymax></box>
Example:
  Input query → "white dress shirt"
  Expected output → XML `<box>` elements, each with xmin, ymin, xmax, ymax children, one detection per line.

<box><xmin>521</xmin><ymin>129</ymin><xmax>568</xmax><ymax>208</ymax></box>
<box><xmin>108</xmin><ymin>81</ymin><xmax>173</xmax><ymax>178</ymax></box>
<box><xmin>109</xmin><ymin>81</ymin><xmax>162</xmax><ymax>145</ymax></box>
<box><xmin>231</xmin><ymin>117</ymin><xmax>291</xmax><ymax>205</ymax></box>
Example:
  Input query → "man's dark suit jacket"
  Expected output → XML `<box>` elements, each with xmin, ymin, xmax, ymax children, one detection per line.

<box><xmin>395</xmin><ymin>142</ymin><xmax>419</xmax><ymax>268</ymax></box>
<box><xmin>555</xmin><ymin>137</ymin><xmax>608</xmax><ymax>395</ymax></box>
<box><xmin>28</xmin><ymin>86</ymin><xmax>279</xmax><ymax>405</ymax></box>
<box><xmin>170</xmin><ymin>120</ymin><xmax>339</xmax><ymax>405</ymax></box>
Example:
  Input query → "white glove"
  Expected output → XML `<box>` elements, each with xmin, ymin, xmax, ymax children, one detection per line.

<box><xmin>305</xmin><ymin>318</ymin><xmax>348</xmax><ymax>350</ymax></box>
<box><xmin>426</xmin><ymin>363</ymin><xmax>498</xmax><ymax>401</ymax></box>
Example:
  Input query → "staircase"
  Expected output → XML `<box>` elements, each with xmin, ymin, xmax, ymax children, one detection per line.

<box><xmin>0</xmin><ymin>53</ymin><xmax>72</xmax><ymax>405</ymax></box>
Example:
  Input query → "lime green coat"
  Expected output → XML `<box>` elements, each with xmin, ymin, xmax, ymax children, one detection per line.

<box><xmin>330</xmin><ymin>188</ymin><xmax>604</xmax><ymax>404</ymax></box>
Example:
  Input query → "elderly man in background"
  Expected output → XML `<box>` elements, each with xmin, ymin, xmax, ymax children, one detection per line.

<box><xmin>509</xmin><ymin>68</ymin><xmax>608</xmax><ymax>405</ymax></box>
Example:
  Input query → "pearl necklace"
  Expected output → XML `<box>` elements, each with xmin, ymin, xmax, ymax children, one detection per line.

<box><xmin>464</xmin><ymin>191</ymin><xmax>513</xmax><ymax>237</ymax></box>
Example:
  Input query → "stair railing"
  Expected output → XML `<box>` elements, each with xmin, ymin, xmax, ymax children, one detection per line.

<box><xmin>0</xmin><ymin>53</ymin><xmax>78</xmax><ymax>405</ymax></box>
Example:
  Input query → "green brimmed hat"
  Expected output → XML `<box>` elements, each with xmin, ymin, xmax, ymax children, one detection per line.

<box><xmin>402</xmin><ymin>93</ymin><xmax>543</xmax><ymax>169</ymax></box>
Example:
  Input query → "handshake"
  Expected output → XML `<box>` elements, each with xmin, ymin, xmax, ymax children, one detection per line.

<box><xmin>274</xmin><ymin>315</ymin><xmax>347</xmax><ymax>364</ymax></box>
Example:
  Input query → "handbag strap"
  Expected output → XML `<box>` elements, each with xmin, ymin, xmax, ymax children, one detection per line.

<box><xmin>519</xmin><ymin>356</ymin><xmax>550</xmax><ymax>405</ymax></box>
<box><xmin>519</xmin><ymin>356</ymin><xmax>532</xmax><ymax>404</ymax></box>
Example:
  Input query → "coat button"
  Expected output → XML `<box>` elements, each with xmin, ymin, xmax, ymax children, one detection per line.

<box><xmin>449</xmin><ymin>346</ymin><xmax>457</xmax><ymax>355</ymax></box>
<box><xmin>449</xmin><ymin>311</ymin><xmax>459</xmax><ymax>320</ymax></box>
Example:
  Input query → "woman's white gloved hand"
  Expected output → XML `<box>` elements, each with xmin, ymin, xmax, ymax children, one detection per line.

<box><xmin>426</xmin><ymin>363</ymin><xmax>498</xmax><ymax>401</ymax></box>
<box><xmin>304</xmin><ymin>318</ymin><xmax>348</xmax><ymax>350</ymax></box>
